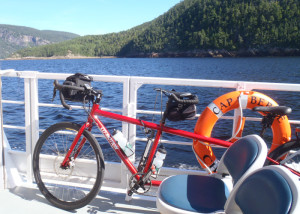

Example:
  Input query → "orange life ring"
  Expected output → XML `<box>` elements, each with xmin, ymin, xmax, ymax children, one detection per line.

<box><xmin>193</xmin><ymin>91</ymin><xmax>291</xmax><ymax>169</ymax></box>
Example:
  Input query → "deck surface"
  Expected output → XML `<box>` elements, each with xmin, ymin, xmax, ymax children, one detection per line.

<box><xmin>0</xmin><ymin>184</ymin><xmax>159</xmax><ymax>214</ymax></box>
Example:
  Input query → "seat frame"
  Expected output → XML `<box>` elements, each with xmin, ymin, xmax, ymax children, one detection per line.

<box><xmin>156</xmin><ymin>135</ymin><xmax>268</xmax><ymax>214</ymax></box>
<box><xmin>225</xmin><ymin>165</ymin><xmax>300</xmax><ymax>214</ymax></box>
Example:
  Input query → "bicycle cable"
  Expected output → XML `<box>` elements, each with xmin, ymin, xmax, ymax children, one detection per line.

<box><xmin>151</xmin><ymin>90</ymin><xmax>159</xmax><ymax>123</ymax></box>
<box><xmin>82</xmin><ymin>95</ymin><xmax>91</xmax><ymax>115</ymax></box>
<box><xmin>151</xmin><ymin>88</ymin><xmax>164</xmax><ymax>123</ymax></box>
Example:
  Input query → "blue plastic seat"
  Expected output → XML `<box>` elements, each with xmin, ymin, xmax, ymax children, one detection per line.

<box><xmin>156</xmin><ymin>135</ymin><xmax>268</xmax><ymax>214</ymax></box>
<box><xmin>225</xmin><ymin>165</ymin><xmax>300</xmax><ymax>214</ymax></box>
<box><xmin>158</xmin><ymin>174</ymin><xmax>229</xmax><ymax>213</ymax></box>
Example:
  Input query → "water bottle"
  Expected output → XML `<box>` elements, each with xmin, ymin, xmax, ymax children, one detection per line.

<box><xmin>152</xmin><ymin>144</ymin><xmax>167</xmax><ymax>174</ymax></box>
<box><xmin>112</xmin><ymin>130</ymin><xmax>134</xmax><ymax>157</ymax></box>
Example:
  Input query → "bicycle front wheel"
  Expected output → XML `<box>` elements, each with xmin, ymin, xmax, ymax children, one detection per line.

<box><xmin>267</xmin><ymin>140</ymin><xmax>300</xmax><ymax>174</ymax></box>
<box><xmin>33</xmin><ymin>122</ymin><xmax>105</xmax><ymax>210</ymax></box>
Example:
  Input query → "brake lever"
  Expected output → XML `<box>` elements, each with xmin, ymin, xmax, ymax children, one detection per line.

<box><xmin>154</xmin><ymin>88</ymin><xmax>171</xmax><ymax>97</ymax></box>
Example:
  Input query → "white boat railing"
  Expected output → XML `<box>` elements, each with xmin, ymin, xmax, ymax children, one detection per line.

<box><xmin>1</xmin><ymin>69</ymin><xmax>300</xmax><ymax>192</ymax></box>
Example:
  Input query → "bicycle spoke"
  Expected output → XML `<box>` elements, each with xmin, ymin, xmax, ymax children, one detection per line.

<box><xmin>33</xmin><ymin>122</ymin><xmax>104</xmax><ymax>210</ymax></box>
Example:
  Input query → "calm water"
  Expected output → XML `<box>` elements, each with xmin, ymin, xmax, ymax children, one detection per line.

<box><xmin>1</xmin><ymin>57</ymin><xmax>300</xmax><ymax>169</ymax></box>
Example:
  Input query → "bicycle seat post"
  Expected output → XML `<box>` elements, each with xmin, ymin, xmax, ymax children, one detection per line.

<box><xmin>160</xmin><ymin>97</ymin><xmax>172</xmax><ymax>124</ymax></box>
<box><xmin>253</xmin><ymin>106</ymin><xmax>292</xmax><ymax>138</ymax></box>
<box><xmin>260</xmin><ymin>114</ymin><xmax>276</xmax><ymax>137</ymax></box>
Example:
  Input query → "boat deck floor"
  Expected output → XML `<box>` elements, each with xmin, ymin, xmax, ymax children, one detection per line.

<box><xmin>0</xmin><ymin>184</ymin><xmax>159</xmax><ymax>214</ymax></box>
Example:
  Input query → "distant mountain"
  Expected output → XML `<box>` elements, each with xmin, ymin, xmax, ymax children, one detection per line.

<box><xmin>11</xmin><ymin>0</ymin><xmax>300</xmax><ymax>58</ymax></box>
<box><xmin>0</xmin><ymin>24</ymin><xmax>79</xmax><ymax>59</ymax></box>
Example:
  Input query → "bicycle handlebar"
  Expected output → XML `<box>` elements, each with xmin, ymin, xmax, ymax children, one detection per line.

<box><xmin>155</xmin><ymin>88</ymin><xmax>199</xmax><ymax>104</ymax></box>
<box><xmin>59</xmin><ymin>88</ymin><xmax>72</xmax><ymax>110</ymax></box>
<box><xmin>53</xmin><ymin>81</ymin><xmax>199</xmax><ymax>110</ymax></box>
<box><xmin>54</xmin><ymin>80</ymin><xmax>85</xmax><ymax>92</ymax></box>
<box><xmin>53</xmin><ymin>80</ymin><xmax>102</xmax><ymax>110</ymax></box>
<box><xmin>54</xmin><ymin>80</ymin><xmax>78</xmax><ymax>110</ymax></box>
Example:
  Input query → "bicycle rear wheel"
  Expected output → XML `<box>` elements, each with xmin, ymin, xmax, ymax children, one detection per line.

<box><xmin>33</xmin><ymin>122</ymin><xmax>105</xmax><ymax>210</ymax></box>
<box><xmin>266</xmin><ymin>140</ymin><xmax>300</xmax><ymax>174</ymax></box>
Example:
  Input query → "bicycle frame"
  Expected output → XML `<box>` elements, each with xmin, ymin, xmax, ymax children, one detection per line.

<box><xmin>61</xmin><ymin>103</ymin><xmax>233</xmax><ymax>187</ymax></box>
<box><xmin>61</xmin><ymin>102</ymin><xmax>300</xmax><ymax>189</ymax></box>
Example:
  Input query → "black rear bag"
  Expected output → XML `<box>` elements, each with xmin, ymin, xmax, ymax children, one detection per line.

<box><xmin>166</xmin><ymin>99</ymin><xmax>197</xmax><ymax>121</ymax></box>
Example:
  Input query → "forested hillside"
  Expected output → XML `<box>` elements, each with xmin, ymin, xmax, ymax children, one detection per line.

<box><xmin>0</xmin><ymin>24</ymin><xmax>79</xmax><ymax>59</ymax></box>
<box><xmin>13</xmin><ymin>0</ymin><xmax>300</xmax><ymax>58</ymax></box>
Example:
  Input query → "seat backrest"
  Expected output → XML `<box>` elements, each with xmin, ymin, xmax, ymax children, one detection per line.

<box><xmin>216</xmin><ymin>135</ymin><xmax>267</xmax><ymax>185</ymax></box>
<box><xmin>225</xmin><ymin>165</ymin><xmax>300</xmax><ymax>214</ymax></box>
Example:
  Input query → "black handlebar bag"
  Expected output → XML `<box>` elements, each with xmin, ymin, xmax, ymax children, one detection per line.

<box><xmin>62</xmin><ymin>73</ymin><xmax>93</xmax><ymax>102</ymax></box>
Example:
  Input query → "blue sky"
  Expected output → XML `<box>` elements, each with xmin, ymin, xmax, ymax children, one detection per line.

<box><xmin>0</xmin><ymin>0</ymin><xmax>181</xmax><ymax>36</ymax></box>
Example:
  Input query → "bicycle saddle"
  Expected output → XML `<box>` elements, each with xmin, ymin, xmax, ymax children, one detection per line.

<box><xmin>154</xmin><ymin>88</ymin><xmax>199</xmax><ymax>104</ymax></box>
<box><xmin>252</xmin><ymin>106</ymin><xmax>292</xmax><ymax>116</ymax></box>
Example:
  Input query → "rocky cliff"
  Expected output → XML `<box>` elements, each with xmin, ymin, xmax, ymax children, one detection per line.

<box><xmin>0</xmin><ymin>28</ymin><xmax>51</xmax><ymax>46</ymax></box>
<box><xmin>0</xmin><ymin>24</ymin><xmax>79</xmax><ymax>59</ymax></box>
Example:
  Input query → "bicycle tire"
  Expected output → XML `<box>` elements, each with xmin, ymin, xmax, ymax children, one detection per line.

<box><xmin>33</xmin><ymin>122</ymin><xmax>105</xmax><ymax>210</ymax></box>
<box><xmin>266</xmin><ymin>140</ymin><xmax>300</xmax><ymax>174</ymax></box>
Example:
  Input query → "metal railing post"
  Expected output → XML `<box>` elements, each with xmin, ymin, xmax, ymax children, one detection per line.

<box><xmin>0</xmin><ymin>76</ymin><xmax>5</xmax><ymax>190</ymax></box>
<box><xmin>127</xmin><ymin>77</ymin><xmax>143</xmax><ymax>157</ymax></box>
<box><xmin>231</xmin><ymin>83</ymin><xmax>254</xmax><ymax>139</ymax></box>
<box><xmin>121</xmin><ymin>77</ymin><xmax>131</xmax><ymax>189</ymax></box>
<box><xmin>124</xmin><ymin>77</ymin><xmax>143</xmax><ymax>200</ymax></box>
<box><xmin>22</xmin><ymin>71</ymin><xmax>39</xmax><ymax>183</ymax></box>
<box><xmin>24</xmin><ymin>77</ymin><xmax>32</xmax><ymax>182</ymax></box>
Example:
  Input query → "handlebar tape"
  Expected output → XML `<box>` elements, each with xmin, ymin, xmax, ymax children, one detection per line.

<box><xmin>59</xmin><ymin>90</ymin><xmax>72</xmax><ymax>110</ymax></box>
<box><xmin>53</xmin><ymin>80</ymin><xmax>85</xmax><ymax>110</ymax></box>
<box><xmin>54</xmin><ymin>80</ymin><xmax>85</xmax><ymax>92</ymax></box>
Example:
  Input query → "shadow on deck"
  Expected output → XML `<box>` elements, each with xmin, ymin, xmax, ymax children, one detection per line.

<box><xmin>0</xmin><ymin>185</ymin><xmax>159</xmax><ymax>214</ymax></box>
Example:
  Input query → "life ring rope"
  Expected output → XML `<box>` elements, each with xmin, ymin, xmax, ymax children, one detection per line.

<box><xmin>227</xmin><ymin>95</ymin><xmax>243</xmax><ymax>142</ymax></box>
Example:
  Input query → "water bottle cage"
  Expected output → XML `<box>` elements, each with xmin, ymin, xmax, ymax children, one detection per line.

<box><xmin>112</xmin><ymin>130</ymin><xmax>134</xmax><ymax>157</ymax></box>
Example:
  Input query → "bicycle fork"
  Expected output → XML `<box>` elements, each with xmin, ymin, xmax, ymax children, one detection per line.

<box><xmin>60</xmin><ymin>122</ymin><xmax>90</xmax><ymax>168</ymax></box>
